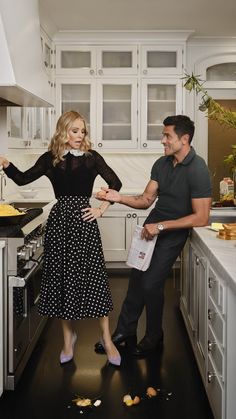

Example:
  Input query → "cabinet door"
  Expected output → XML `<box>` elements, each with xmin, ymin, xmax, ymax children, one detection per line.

<box><xmin>97</xmin><ymin>211</ymin><xmax>133</xmax><ymax>261</ymax></box>
<box><xmin>96</xmin><ymin>45</ymin><xmax>138</xmax><ymax>75</ymax></box>
<box><xmin>41</xmin><ymin>32</ymin><xmax>53</xmax><ymax>76</ymax></box>
<box><xmin>140</xmin><ymin>79</ymin><xmax>182</xmax><ymax>150</ymax></box>
<box><xmin>56</xmin><ymin>79</ymin><xmax>97</xmax><ymax>146</ymax></box>
<box><xmin>43</xmin><ymin>108</ymin><xmax>54</xmax><ymax>148</ymax></box>
<box><xmin>7</xmin><ymin>107</ymin><xmax>25</xmax><ymax>148</ymax></box>
<box><xmin>188</xmin><ymin>244</ymin><xmax>198</xmax><ymax>334</ymax></box>
<box><xmin>56</xmin><ymin>45</ymin><xmax>96</xmax><ymax>76</ymax></box>
<box><xmin>0</xmin><ymin>243</ymin><xmax>5</xmax><ymax>397</ymax></box>
<box><xmin>96</xmin><ymin>79</ymin><xmax>138</xmax><ymax>149</ymax></box>
<box><xmin>180</xmin><ymin>240</ymin><xmax>190</xmax><ymax>311</ymax></box>
<box><xmin>196</xmin><ymin>253</ymin><xmax>208</xmax><ymax>372</ymax></box>
<box><xmin>141</xmin><ymin>45</ymin><xmax>183</xmax><ymax>76</ymax></box>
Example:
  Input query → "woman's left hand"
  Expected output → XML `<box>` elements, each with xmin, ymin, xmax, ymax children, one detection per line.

<box><xmin>81</xmin><ymin>207</ymin><xmax>102</xmax><ymax>222</ymax></box>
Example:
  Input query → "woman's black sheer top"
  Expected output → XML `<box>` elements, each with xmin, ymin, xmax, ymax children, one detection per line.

<box><xmin>4</xmin><ymin>150</ymin><xmax>122</xmax><ymax>198</ymax></box>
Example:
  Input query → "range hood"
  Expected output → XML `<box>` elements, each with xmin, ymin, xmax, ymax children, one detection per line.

<box><xmin>0</xmin><ymin>0</ymin><xmax>52</xmax><ymax>107</ymax></box>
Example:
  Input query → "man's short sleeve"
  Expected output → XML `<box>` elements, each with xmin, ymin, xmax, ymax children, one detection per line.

<box><xmin>150</xmin><ymin>158</ymin><xmax>163</xmax><ymax>182</ymax></box>
<box><xmin>188</xmin><ymin>157</ymin><xmax>212</xmax><ymax>198</ymax></box>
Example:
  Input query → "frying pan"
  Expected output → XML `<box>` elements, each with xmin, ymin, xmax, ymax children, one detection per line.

<box><xmin>0</xmin><ymin>212</ymin><xmax>25</xmax><ymax>226</ymax></box>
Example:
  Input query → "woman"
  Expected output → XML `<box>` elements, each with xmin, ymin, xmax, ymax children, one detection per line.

<box><xmin>0</xmin><ymin>110</ymin><xmax>122</xmax><ymax>366</ymax></box>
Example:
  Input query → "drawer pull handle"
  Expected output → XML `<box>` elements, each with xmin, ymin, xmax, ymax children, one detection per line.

<box><xmin>208</xmin><ymin>309</ymin><xmax>215</xmax><ymax>321</ymax></box>
<box><xmin>207</xmin><ymin>371</ymin><xmax>216</xmax><ymax>383</ymax></box>
<box><xmin>127</xmin><ymin>213</ymin><xmax>131</xmax><ymax>218</ymax></box>
<box><xmin>132</xmin><ymin>213</ymin><xmax>137</xmax><ymax>218</ymax></box>
<box><xmin>208</xmin><ymin>277</ymin><xmax>216</xmax><ymax>288</ymax></box>
<box><xmin>208</xmin><ymin>340</ymin><xmax>216</xmax><ymax>352</ymax></box>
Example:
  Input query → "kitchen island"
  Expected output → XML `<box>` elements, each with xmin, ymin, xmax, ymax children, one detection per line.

<box><xmin>180</xmin><ymin>225</ymin><xmax>236</xmax><ymax>419</ymax></box>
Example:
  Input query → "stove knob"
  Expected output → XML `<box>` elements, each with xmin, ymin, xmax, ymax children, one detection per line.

<box><xmin>25</xmin><ymin>244</ymin><xmax>33</xmax><ymax>257</ymax></box>
<box><xmin>17</xmin><ymin>249</ymin><xmax>26</xmax><ymax>259</ymax></box>
<box><xmin>17</xmin><ymin>247</ymin><xmax>30</xmax><ymax>261</ymax></box>
<box><xmin>29</xmin><ymin>240</ymin><xmax>37</xmax><ymax>252</ymax></box>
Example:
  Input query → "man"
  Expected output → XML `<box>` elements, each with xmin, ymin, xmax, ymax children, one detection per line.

<box><xmin>95</xmin><ymin>115</ymin><xmax>212</xmax><ymax>357</ymax></box>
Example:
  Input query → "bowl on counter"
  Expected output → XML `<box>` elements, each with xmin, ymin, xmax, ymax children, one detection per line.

<box><xmin>19</xmin><ymin>189</ymin><xmax>38</xmax><ymax>199</ymax></box>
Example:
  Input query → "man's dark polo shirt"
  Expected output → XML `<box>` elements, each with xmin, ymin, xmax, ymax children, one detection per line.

<box><xmin>145</xmin><ymin>147</ymin><xmax>212</xmax><ymax>227</ymax></box>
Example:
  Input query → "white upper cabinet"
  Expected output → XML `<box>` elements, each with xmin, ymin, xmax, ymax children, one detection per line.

<box><xmin>56</xmin><ymin>45</ymin><xmax>138</xmax><ymax>76</ymax></box>
<box><xmin>7</xmin><ymin>107</ymin><xmax>53</xmax><ymax>149</ymax></box>
<box><xmin>56</xmin><ymin>46</ymin><xmax>97</xmax><ymax>76</ymax></box>
<box><xmin>96</xmin><ymin>79</ymin><xmax>138</xmax><ymax>149</ymax></box>
<box><xmin>52</xmin><ymin>32</ymin><xmax>190</xmax><ymax>152</ymax></box>
<box><xmin>96</xmin><ymin>46</ymin><xmax>138</xmax><ymax>76</ymax></box>
<box><xmin>141</xmin><ymin>45</ymin><xmax>183</xmax><ymax>76</ymax></box>
<box><xmin>56</xmin><ymin>78</ymin><xmax>97</xmax><ymax>146</ymax></box>
<box><xmin>56</xmin><ymin>78</ymin><xmax>137</xmax><ymax>149</ymax></box>
<box><xmin>140</xmin><ymin>79</ymin><xmax>182</xmax><ymax>150</ymax></box>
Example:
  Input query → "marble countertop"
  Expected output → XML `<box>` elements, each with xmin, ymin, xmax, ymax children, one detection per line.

<box><xmin>192</xmin><ymin>226</ymin><xmax>236</xmax><ymax>293</ymax></box>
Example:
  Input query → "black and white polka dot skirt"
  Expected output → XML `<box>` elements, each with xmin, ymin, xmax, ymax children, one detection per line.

<box><xmin>38</xmin><ymin>196</ymin><xmax>113</xmax><ymax>320</ymax></box>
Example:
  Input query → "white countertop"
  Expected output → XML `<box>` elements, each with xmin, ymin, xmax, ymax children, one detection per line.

<box><xmin>192</xmin><ymin>226</ymin><xmax>236</xmax><ymax>293</ymax></box>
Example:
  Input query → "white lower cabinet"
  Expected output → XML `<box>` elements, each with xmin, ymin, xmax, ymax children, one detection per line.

<box><xmin>0</xmin><ymin>241</ymin><xmax>5</xmax><ymax>397</ymax></box>
<box><xmin>97</xmin><ymin>208</ymin><xmax>147</xmax><ymax>263</ymax></box>
<box><xmin>180</xmin><ymin>240</ymin><xmax>207</xmax><ymax>380</ymax></box>
<box><xmin>180</xmin><ymin>236</ymin><xmax>236</xmax><ymax>419</ymax></box>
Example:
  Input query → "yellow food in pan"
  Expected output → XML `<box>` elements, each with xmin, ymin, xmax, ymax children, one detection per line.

<box><xmin>0</xmin><ymin>204</ymin><xmax>25</xmax><ymax>216</ymax></box>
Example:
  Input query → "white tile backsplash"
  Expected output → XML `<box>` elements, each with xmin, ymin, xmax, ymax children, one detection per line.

<box><xmin>4</xmin><ymin>150</ymin><xmax>162</xmax><ymax>198</ymax></box>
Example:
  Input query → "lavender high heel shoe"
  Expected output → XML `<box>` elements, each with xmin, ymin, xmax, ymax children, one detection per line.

<box><xmin>60</xmin><ymin>333</ymin><xmax>77</xmax><ymax>365</ymax></box>
<box><xmin>100</xmin><ymin>338</ymin><xmax>121</xmax><ymax>366</ymax></box>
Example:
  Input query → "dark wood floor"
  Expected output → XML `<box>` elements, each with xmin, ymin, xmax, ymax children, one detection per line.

<box><xmin>0</xmin><ymin>270</ymin><xmax>214</xmax><ymax>419</ymax></box>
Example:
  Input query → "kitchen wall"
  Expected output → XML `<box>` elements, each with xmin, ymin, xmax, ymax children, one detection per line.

<box><xmin>2</xmin><ymin>36</ymin><xmax>236</xmax><ymax>200</ymax></box>
<box><xmin>4</xmin><ymin>150</ymin><xmax>159</xmax><ymax>197</ymax></box>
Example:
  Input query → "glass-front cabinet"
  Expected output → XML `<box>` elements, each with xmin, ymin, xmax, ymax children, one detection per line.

<box><xmin>7</xmin><ymin>107</ymin><xmax>24</xmax><ymax>141</ymax></box>
<box><xmin>96</xmin><ymin>80</ymin><xmax>138</xmax><ymax>149</ymax></box>
<box><xmin>56</xmin><ymin>46</ymin><xmax>97</xmax><ymax>76</ymax></box>
<box><xmin>140</xmin><ymin>79</ymin><xmax>182</xmax><ymax>150</ymax></box>
<box><xmin>56</xmin><ymin>45</ymin><xmax>138</xmax><ymax>76</ymax></box>
<box><xmin>53</xmin><ymin>39</ymin><xmax>187</xmax><ymax>152</ymax></box>
<box><xmin>56</xmin><ymin>79</ymin><xmax>96</xmax><ymax>145</ymax></box>
<box><xmin>56</xmin><ymin>78</ymin><xmax>137</xmax><ymax>149</ymax></box>
<box><xmin>8</xmin><ymin>107</ymin><xmax>53</xmax><ymax>149</ymax></box>
<box><xmin>141</xmin><ymin>45</ymin><xmax>183</xmax><ymax>76</ymax></box>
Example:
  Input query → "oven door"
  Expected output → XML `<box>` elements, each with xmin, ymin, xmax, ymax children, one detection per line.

<box><xmin>8</xmin><ymin>256</ymin><xmax>44</xmax><ymax>374</ymax></box>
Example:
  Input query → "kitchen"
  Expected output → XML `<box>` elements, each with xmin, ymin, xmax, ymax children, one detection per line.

<box><xmin>0</xmin><ymin>0</ymin><xmax>236</xmax><ymax>418</ymax></box>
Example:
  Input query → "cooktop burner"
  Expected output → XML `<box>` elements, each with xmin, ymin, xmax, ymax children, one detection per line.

<box><xmin>0</xmin><ymin>208</ymin><xmax>43</xmax><ymax>237</ymax></box>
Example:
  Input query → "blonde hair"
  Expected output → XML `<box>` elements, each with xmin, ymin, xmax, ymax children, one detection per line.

<box><xmin>48</xmin><ymin>110</ymin><xmax>92</xmax><ymax>165</ymax></box>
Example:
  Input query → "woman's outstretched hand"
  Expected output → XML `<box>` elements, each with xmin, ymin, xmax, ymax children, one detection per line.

<box><xmin>95</xmin><ymin>187</ymin><xmax>121</xmax><ymax>203</ymax></box>
<box><xmin>0</xmin><ymin>156</ymin><xmax>10</xmax><ymax>169</ymax></box>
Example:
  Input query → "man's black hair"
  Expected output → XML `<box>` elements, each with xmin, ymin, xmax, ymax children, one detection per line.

<box><xmin>163</xmin><ymin>115</ymin><xmax>195</xmax><ymax>143</ymax></box>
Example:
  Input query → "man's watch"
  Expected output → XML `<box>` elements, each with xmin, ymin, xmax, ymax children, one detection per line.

<box><xmin>157</xmin><ymin>223</ymin><xmax>165</xmax><ymax>233</ymax></box>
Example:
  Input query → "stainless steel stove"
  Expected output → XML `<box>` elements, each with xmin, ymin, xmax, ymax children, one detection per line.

<box><xmin>1</xmin><ymin>208</ymin><xmax>48</xmax><ymax>390</ymax></box>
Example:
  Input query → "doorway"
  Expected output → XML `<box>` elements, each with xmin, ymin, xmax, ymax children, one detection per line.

<box><xmin>208</xmin><ymin>99</ymin><xmax>236</xmax><ymax>201</ymax></box>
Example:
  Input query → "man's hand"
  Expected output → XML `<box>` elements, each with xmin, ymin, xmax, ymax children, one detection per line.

<box><xmin>95</xmin><ymin>187</ymin><xmax>121</xmax><ymax>203</ymax></box>
<box><xmin>141</xmin><ymin>224</ymin><xmax>159</xmax><ymax>241</ymax></box>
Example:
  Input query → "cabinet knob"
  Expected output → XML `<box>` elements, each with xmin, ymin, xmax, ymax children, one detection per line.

<box><xmin>208</xmin><ymin>277</ymin><xmax>216</xmax><ymax>288</ymax></box>
<box><xmin>207</xmin><ymin>371</ymin><xmax>216</xmax><ymax>383</ymax></box>
<box><xmin>207</xmin><ymin>339</ymin><xmax>216</xmax><ymax>352</ymax></box>
<box><xmin>208</xmin><ymin>308</ymin><xmax>215</xmax><ymax>321</ymax></box>
<box><xmin>196</xmin><ymin>256</ymin><xmax>200</xmax><ymax>265</ymax></box>
<box><xmin>132</xmin><ymin>213</ymin><xmax>137</xmax><ymax>218</ymax></box>
<box><xmin>98</xmin><ymin>142</ymin><xmax>103</xmax><ymax>147</ymax></box>
<box><xmin>143</xmin><ymin>69</ymin><xmax>148</xmax><ymax>75</ymax></box>
<box><xmin>127</xmin><ymin>213</ymin><xmax>131</xmax><ymax>218</ymax></box>
<box><xmin>90</xmin><ymin>69</ymin><xmax>95</xmax><ymax>75</ymax></box>
<box><xmin>142</xmin><ymin>142</ymin><xmax>147</xmax><ymax>148</ymax></box>
<box><xmin>98</xmin><ymin>69</ymin><xmax>103</xmax><ymax>75</ymax></box>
